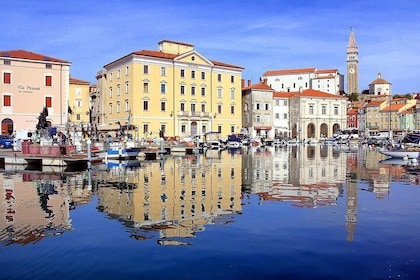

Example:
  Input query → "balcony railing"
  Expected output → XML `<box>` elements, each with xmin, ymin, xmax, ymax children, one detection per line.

<box><xmin>177</xmin><ymin>111</ymin><xmax>211</xmax><ymax>118</ymax></box>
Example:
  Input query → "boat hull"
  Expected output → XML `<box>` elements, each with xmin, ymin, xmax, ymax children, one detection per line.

<box><xmin>379</xmin><ymin>149</ymin><xmax>420</xmax><ymax>159</ymax></box>
<box><xmin>106</xmin><ymin>147</ymin><xmax>141</xmax><ymax>159</ymax></box>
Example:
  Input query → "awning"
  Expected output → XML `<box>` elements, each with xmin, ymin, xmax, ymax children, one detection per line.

<box><xmin>254</xmin><ymin>126</ymin><xmax>272</xmax><ymax>130</ymax></box>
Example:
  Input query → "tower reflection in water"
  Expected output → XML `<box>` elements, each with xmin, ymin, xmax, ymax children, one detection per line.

<box><xmin>1</xmin><ymin>145</ymin><xmax>413</xmax><ymax>246</ymax></box>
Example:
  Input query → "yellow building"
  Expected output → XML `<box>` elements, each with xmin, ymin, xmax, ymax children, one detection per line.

<box><xmin>95</xmin><ymin>40</ymin><xmax>244</xmax><ymax>140</ymax></box>
<box><xmin>69</xmin><ymin>77</ymin><xmax>91</xmax><ymax>127</ymax></box>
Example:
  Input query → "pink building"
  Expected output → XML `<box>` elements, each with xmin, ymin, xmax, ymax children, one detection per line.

<box><xmin>0</xmin><ymin>50</ymin><xmax>71</xmax><ymax>135</ymax></box>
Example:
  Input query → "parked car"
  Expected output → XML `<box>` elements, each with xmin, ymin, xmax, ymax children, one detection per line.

<box><xmin>0</xmin><ymin>135</ymin><xmax>13</xmax><ymax>148</ymax></box>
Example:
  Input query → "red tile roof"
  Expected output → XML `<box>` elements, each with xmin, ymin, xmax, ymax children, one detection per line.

<box><xmin>273</xmin><ymin>92</ymin><xmax>295</xmax><ymax>98</ymax></box>
<box><xmin>366</xmin><ymin>100</ymin><xmax>385</xmax><ymax>107</ymax></box>
<box><xmin>70</xmin><ymin>77</ymin><xmax>90</xmax><ymax>85</ymax></box>
<box><xmin>263</xmin><ymin>67</ymin><xmax>316</xmax><ymax>76</ymax></box>
<box><xmin>242</xmin><ymin>81</ymin><xmax>273</xmax><ymax>91</ymax></box>
<box><xmin>315</xmin><ymin>69</ymin><xmax>338</xmax><ymax>74</ymax></box>
<box><xmin>105</xmin><ymin>49</ymin><xmax>244</xmax><ymax>69</ymax></box>
<box><xmin>290</xmin><ymin>89</ymin><xmax>347</xmax><ymax>99</ymax></box>
<box><xmin>381</xmin><ymin>104</ymin><xmax>405</xmax><ymax>112</ymax></box>
<box><xmin>0</xmin><ymin>49</ymin><xmax>70</xmax><ymax>63</ymax></box>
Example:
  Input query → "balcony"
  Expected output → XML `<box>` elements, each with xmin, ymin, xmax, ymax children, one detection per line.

<box><xmin>177</xmin><ymin>111</ymin><xmax>211</xmax><ymax>119</ymax></box>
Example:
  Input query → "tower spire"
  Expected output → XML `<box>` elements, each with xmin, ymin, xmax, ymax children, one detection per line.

<box><xmin>346</xmin><ymin>27</ymin><xmax>359</xmax><ymax>94</ymax></box>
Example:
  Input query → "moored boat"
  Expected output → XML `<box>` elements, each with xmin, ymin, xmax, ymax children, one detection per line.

<box><xmin>379</xmin><ymin>148</ymin><xmax>420</xmax><ymax>159</ymax></box>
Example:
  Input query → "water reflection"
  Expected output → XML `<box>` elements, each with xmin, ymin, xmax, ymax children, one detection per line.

<box><xmin>0</xmin><ymin>145</ymin><xmax>419</xmax><ymax>247</ymax></box>
<box><xmin>96</xmin><ymin>153</ymin><xmax>242</xmax><ymax>245</ymax></box>
<box><xmin>0</xmin><ymin>169</ymin><xmax>91</xmax><ymax>246</ymax></box>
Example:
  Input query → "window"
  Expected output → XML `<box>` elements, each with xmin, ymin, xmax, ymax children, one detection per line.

<box><xmin>143</xmin><ymin>82</ymin><xmax>149</xmax><ymax>93</ymax></box>
<box><xmin>231</xmin><ymin>105</ymin><xmax>235</xmax><ymax>114</ymax></box>
<box><xmin>255</xmin><ymin>115</ymin><xmax>261</xmax><ymax>122</ymax></box>
<box><xmin>181</xmin><ymin>125</ymin><xmax>186</xmax><ymax>133</ymax></box>
<box><xmin>231</xmin><ymin>126</ymin><xmax>235</xmax><ymax>133</ymax></box>
<box><xmin>46</xmin><ymin>64</ymin><xmax>52</xmax><ymax>69</ymax></box>
<box><xmin>109</xmin><ymin>103</ymin><xmax>112</xmax><ymax>114</ymax></box>
<box><xmin>334</xmin><ymin>105</ymin><xmax>339</xmax><ymax>115</ymax></box>
<box><xmin>117</xmin><ymin>70</ymin><xmax>120</xmax><ymax>79</ymax></box>
<box><xmin>217</xmin><ymin>74</ymin><xmax>222</xmax><ymax>82</ymax></box>
<box><xmin>125</xmin><ymin>66</ymin><xmax>129</xmax><ymax>76</ymax></box>
<box><xmin>191</xmin><ymin>71</ymin><xmax>195</xmax><ymax>79</ymax></box>
<box><xmin>180</xmin><ymin>102</ymin><xmax>185</xmax><ymax>111</ymax></box>
<box><xmin>218</xmin><ymin>125</ymin><xmax>222</xmax><ymax>133</ymax></box>
<box><xmin>109</xmin><ymin>73</ymin><xmax>113</xmax><ymax>81</ymax></box>
<box><xmin>3</xmin><ymin>95</ymin><xmax>11</xmax><ymax>106</ymax></box>
<box><xmin>161</xmin><ymin>67</ymin><xmax>166</xmax><ymax>76</ymax></box>
<box><xmin>275</xmin><ymin>113</ymin><xmax>279</xmax><ymax>119</ymax></box>
<box><xmin>160</xmin><ymin>83</ymin><xmax>166</xmax><ymax>94</ymax></box>
<box><xmin>217</xmin><ymin>88</ymin><xmax>222</xmax><ymax>98</ymax></box>
<box><xmin>143</xmin><ymin>100</ymin><xmax>149</xmax><ymax>111</ymax></box>
<box><xmin>256</xmin><ymin>103</ymin><xmax>260</xmax><ymax>110</ymax></box>
<box><xmin>309</xmin><ymin>104</ymin><xmax>314</xmax><ymax>114</ymax></box>
<box><xmin>283</xmin><ymin>100</ymin><xmax>287</xmax><ymax>106</ymax></box>
<box><xmin>218</xmin><ymin>104</ymin><xmax>222</xmax><ymax>114</ymax></box>
<box><xmin>230</xmin><ymin>89</ymin><xmax>235</xmax><ymax>99</ymax></box>
<box><xmin>201</xmin><ymin>104</ymin><xmax>205</xmax><ymax>112</ymax></box>
<box><xmin>191</xmin><ymin>86</ymin><xmax>195</xmax><ymax>96</ymax></box>
<box><xmin>45</xmin><ymin>75</ymin><xmax>52</xmax><ymax>87</ymax></box>
<box><xmin>180</xmin><ymin>69</ymin><xmax>185</xmax><ymax>78</ymax></box>
<box><xmin>322</xmin><ymin>105</ymin><xmax>327</xmax><ymax>115</ymax></box>
<box><xmin>4</xmin><ymin>60</ymin><xmax>10</xmax><ymax>65</ymax></box>
<box><xmin>117</xmin><ymin>84</ymin><xmax>120</xmax><ymax>96</ymax></box>
<box><xmin>76</xmin><ymin>99</ymin><xmax>82</xmax><ymax>108</ymax></box>
<box><xmin>201</xmin><ymin>72</ymin><xmax>205</xmax><ymax>80</ymax></box>
<box><xmin>230</xmin><ymin>75</ymin><xmax>234</xmax><ymax>83</ymax></box>
<box><xmin>143</xmin><ymin>124</ymin><xmax>149</xmax><ymax>134</ymax></box>
<box><xmin>116</xmin><ymin>101</ymin><xmax>120</xmax><ymax>113</ymax></box>
<box><xmin>125</xmin><ymin>100</ymin><xmax>129</xmax><ymax>112</ymax></box>
<box><xmin>3</xmin><ymin>72</ymin><xmax>11</xmax><ymax>84</ymax></box>
<box><xmin>201</xmin><ymin>87</ymin><xmax>206</xmax><ymax>96</ymax></box>
<box><xmin>76</xmin><ymin>114</ymin><xmax>81</xmax><ymax>121</ymax></box>
<box><xmin>191</xmin><ymin>103</ymin><xmax>196</xmax><ymax>112</ymax></box>
<box><xmin>125</xmin><ymin>82</ymin><xmax>129</xmax><ymax>94</ymax></box>
<box><xmin>143</xmin><ymin>65</ymin><xmax>149</xmax><ymax>74</ymax></box>
<box><xmin>45</xmin><ymin>97</ymin><xmax>52</xmax><ymax>108</ymax></box>
<box><xmin>284</xmin><ymin>113</ymin><xmax>287</xmax><ymax>119</ymax></box>
<box><xmin>161</xmin><ymin>101</ymin><xmax>166</xmax><ymax>111</ymax></box>
<box><xmin>265</xmin><ymin>103</ymin><xmax>269</xmax><ymax>110</ymax></box>
<box><xmin>180</xmin><ymin>85</ymin><xmax>185</xmax><ymax>95</ymax></box>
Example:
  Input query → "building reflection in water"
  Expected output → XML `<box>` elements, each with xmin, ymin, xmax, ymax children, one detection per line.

<box><xmin>1</xmin><ymin>144</ymin><xmax>418</xmax><ymax>246</ymax></box>
<box><xmin>96</xmin><ymin>152</ymin><xmax>243</xmax><ymax>245</ymax></box>
<box><xmin>243</xmin><ymin>145</ymin><xmax>345</xmax><ymax>208</ymax></box>
<box><xmin>0</xmin><ymin>170</ymin><xmax>93</xmax><ymax>245</ymax></box>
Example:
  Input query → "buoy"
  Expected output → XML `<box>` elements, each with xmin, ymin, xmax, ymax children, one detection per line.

<box><xmin>403</xmin><ymin>155</ymin><xmax>409</xmax><ymax>161</ymax></box>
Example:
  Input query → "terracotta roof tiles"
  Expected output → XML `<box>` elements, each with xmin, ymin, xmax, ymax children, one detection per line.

<box><xmin>0</xmin><ymin>49</ymin><xmax>70</xmax><ymax>63</ymax></box>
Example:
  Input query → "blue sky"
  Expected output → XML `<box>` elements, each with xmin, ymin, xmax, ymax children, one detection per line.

<box><xmin>2</xmin><ymin>0</ymin><xmax>420</xmax><ymax>94</ymax></box>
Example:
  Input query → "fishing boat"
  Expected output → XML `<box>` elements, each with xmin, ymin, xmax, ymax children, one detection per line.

<box><xmin>104</xmin><ymin>139</ymin><xmax>141</xmax><ymax>160</ymax></box>
<box><xmin>379</xmin><ymin>147</ymin><xmax>420</xmax><ymax>159</ymax></box>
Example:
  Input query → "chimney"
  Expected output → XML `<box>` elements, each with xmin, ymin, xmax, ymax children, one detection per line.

<box><xmin>241</xmin><ymin>79</ymin><xmax>245</xmax><ymax>88</ymax></box>
<box><xmin>248</xmin><ymin>80</ymin><xmax>251</xmax><ymax>87</ymax></box>
<box><xmin>299</xmin><ymin>87</ymin><xmax>303</xmax><ymax>94</ymax></box>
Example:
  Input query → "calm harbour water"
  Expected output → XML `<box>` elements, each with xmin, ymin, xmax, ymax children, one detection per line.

<box><xmin>1</xmin><ymin>145</ymin><xmax>420</xmax><ymax>280</ymax></box>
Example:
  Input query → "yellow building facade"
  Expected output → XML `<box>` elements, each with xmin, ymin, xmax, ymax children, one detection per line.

<box><xmin>95</xmin><ymin>40</ymin><xmax>244</xmax><ymax>140</ymax></box>
<box><xmin>69</xmin><ymin>77</ymin><xmax>91</xmax><ymax>127</ymax></box>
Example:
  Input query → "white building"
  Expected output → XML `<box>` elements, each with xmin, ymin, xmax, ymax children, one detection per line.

<box><xmin>288</xmin><ymin>89</ymin><xmax>348</xmax><ymax>140</ymax></box>
<box><xmin>369</xmin><ymin>73</ymin><xmax>392</xmax><ymax>96</ymax></box>
<box><xmin>242</xmin><ymin>81</ymin><xmax>274</xmax><ymax>140</ymax></box>
<box><xmin>273</xmin><ymin>92</ymin><xmax>294</xmax><ymax>139</ymax></box>
<box><xmin>261</xmin><ymin>67</ymin><xmax>344</xmax><ymax>95</ymax></box>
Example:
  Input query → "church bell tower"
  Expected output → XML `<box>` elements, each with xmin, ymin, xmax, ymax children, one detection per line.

<box><xmin>346</xmin><ymin>27</ymin><xmax>359</xmax><ymax>94</ymax></box>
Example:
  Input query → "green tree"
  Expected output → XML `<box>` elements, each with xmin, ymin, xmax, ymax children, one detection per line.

<box><xmin>348</xmin><ymin>92</ymin><xmax>359</xmax><ymax>101</ymax></box>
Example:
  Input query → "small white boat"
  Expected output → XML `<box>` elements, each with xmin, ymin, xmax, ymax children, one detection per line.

<box><xmin>379</xmin><ymin>148</ymin><xmax>420</xmax><ymax>159</ymax></box>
